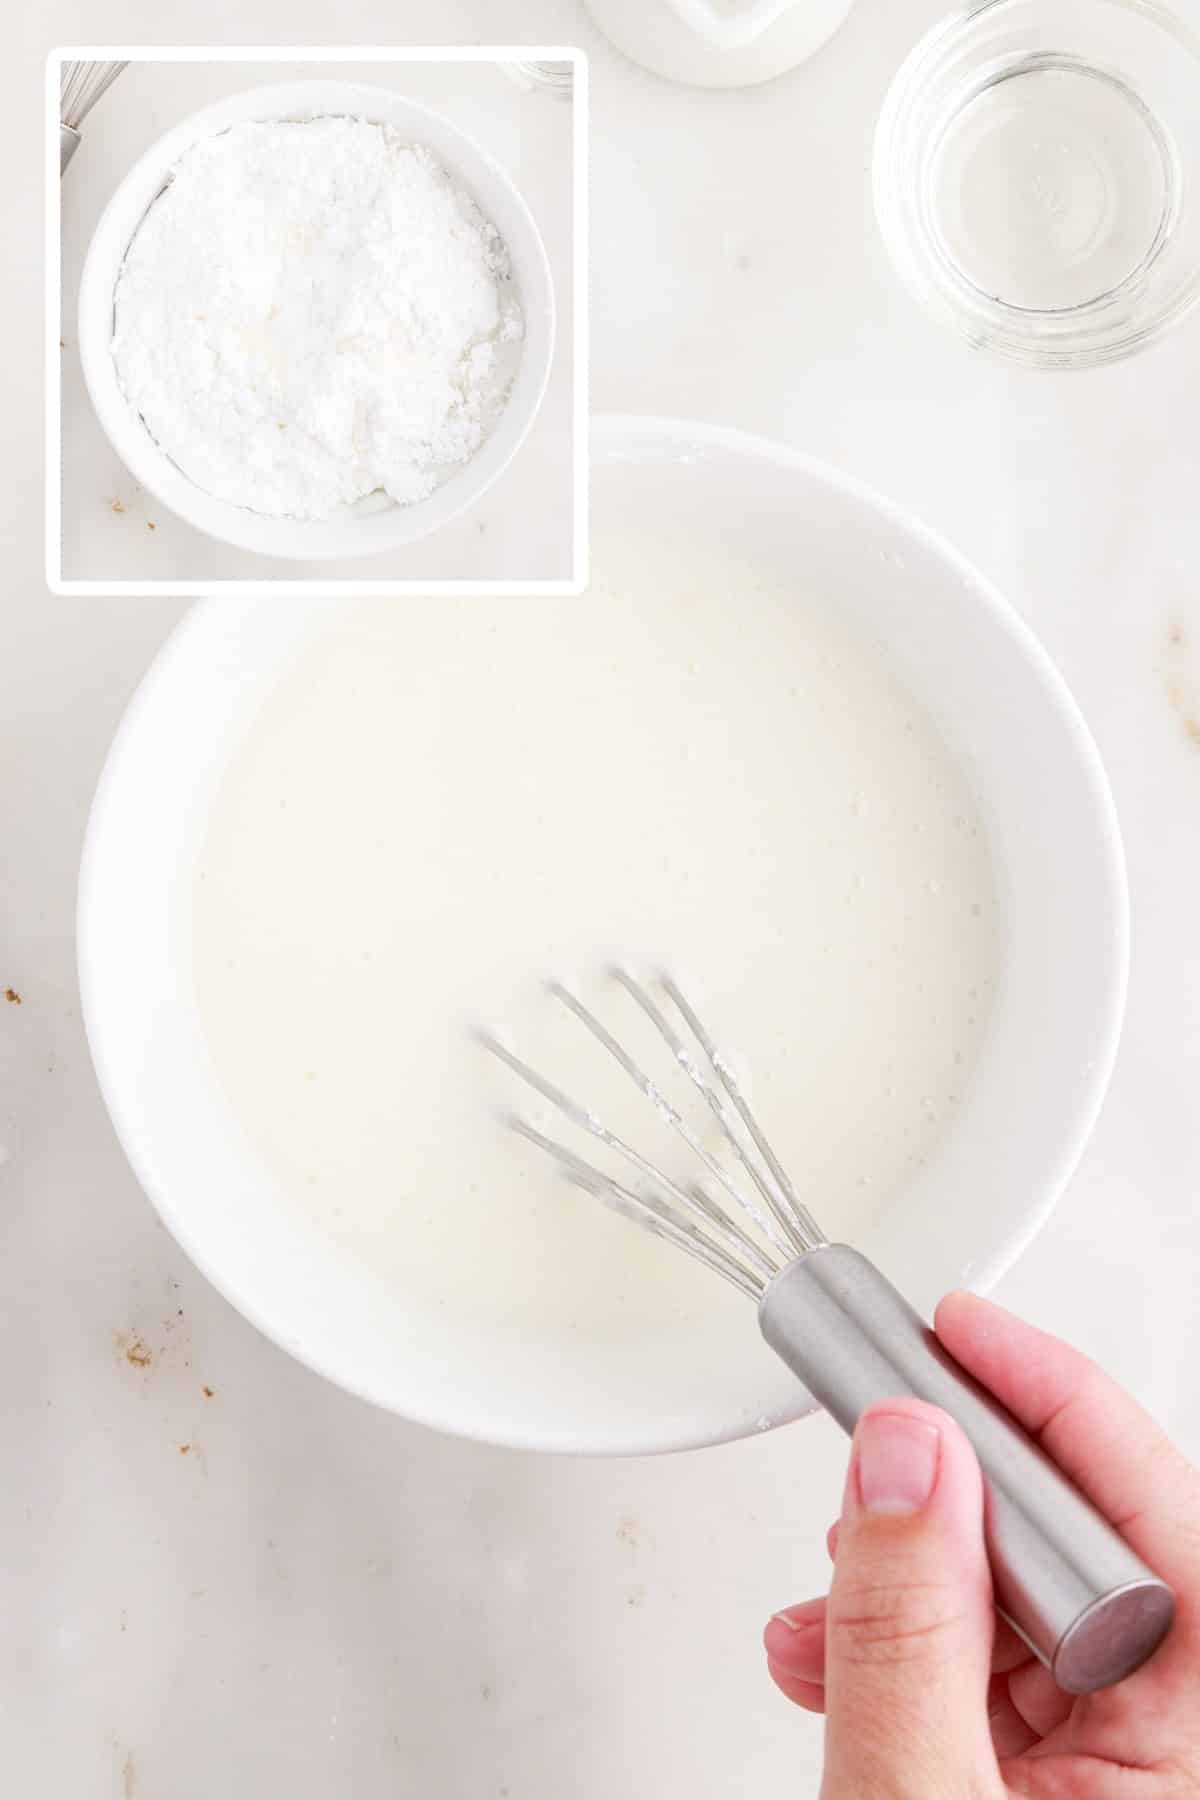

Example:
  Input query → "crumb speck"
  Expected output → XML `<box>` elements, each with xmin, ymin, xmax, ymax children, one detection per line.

<box><xmin>111</xmin><ymin>499</ymin><xmax>126</xmax><ymax>514</ymax></box>
<box><xmin>5</xmin><ymin>989</ymin><xmax>20</xmax><ymax>1004</ymax></box>
<box><xmin>119</xmin><ymin>1336</ymin><xmax>152</xmax><ymax>1369</ymax></box>
<box><xmin>202</xmin><ymin>1385</ymin><xmax>215</xmax><ymax>1399</ymax></box>
<box><xmin>1162</xmin><ymin>614</ymin><xmax>1200</xmax><ymax>751</ymax></box>
<box><xmin>146</xmin><ymin>521</ymin><xmax>157</xmax><ymax>531</ymax></box>
<box><xmin>179</xmin><ymin>1445</ymin><xmax>191</xmax><ymax>1455</ymax></box>
<box><xmin>626</xmin><ymin>1585</ymin><xmax>646</xmax><ymax>1608</ymax></box>
<box><xmin>616</xmin><ymin>1514</ymin><xmax>640</xmax><ymax>1551</ymax></box>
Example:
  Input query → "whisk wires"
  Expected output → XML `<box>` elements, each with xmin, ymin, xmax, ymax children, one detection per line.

<box><xmin>61</xmin><ymin>61</ymin><xmax>128</xmax><ymax>130</ymax></box>
<box><xmin>60</xmin><ymin>61</ymin><xmax>127</xmax><ymax>174</ymax></box>
<box><xmin>482</xmin><ymin>972</ymin><xmax>826</xmax><ymax>1300</ymax></box>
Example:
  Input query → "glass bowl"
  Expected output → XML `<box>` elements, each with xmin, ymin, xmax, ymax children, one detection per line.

<box><xmin>874</xmin><ymin>0</ymin><xmax>1200</xmax><ymax>367</ymax></box>
<box><xmin>501</xmin><ymin>60</ymin><xmax>576</xmax><ymax>98</ymax></box>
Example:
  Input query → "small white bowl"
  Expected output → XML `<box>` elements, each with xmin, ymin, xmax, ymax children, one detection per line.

<box><xmin>78</xmin><ymin>417</ymin><xmax>1127</xmax><ymax>1454</ymax></box>
<box><xmin>77</xmin><ymin>82</ymin><xmax>556</xmax><ymax>561</ymax></box>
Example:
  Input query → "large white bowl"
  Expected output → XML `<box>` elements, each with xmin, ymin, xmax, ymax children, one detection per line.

<box><xmin>77</xmin><ymin>82</ymin><xmax>555</xmax><ymax>562</ymax></box>
<box><xmin>78</xmin><ymin>417</ymin><xmax>1128</xmax><ymax>1454</ymax></box>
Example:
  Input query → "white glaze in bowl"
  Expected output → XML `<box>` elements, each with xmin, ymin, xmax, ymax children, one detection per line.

<box><xmin>77</xmin><ymin>417</ymin><xmax>1128</xmax><ymax>1453</ymax></box>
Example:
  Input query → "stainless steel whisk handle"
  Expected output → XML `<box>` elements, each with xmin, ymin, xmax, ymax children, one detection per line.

<box><xmin>60</xmin><ymin>125</ymin><xmax>82</xmax><ymax>175</ymax></box>
<box><xmin>759</xmin><ymin>1245</ymin><xmax>1175</xmax><ymax>1695</ymax></box>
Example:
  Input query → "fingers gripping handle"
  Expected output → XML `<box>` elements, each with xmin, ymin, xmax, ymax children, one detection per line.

<box><xmin>758</xmin><ymin>1245</ymin><xmax>1175</xmax><ymax>1694</ymax></box>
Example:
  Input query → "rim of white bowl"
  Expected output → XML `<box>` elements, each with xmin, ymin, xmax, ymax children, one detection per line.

<box><xmin>77</xmin><ymin>81</ymin><xmax>556</xmax><ymax>562</ymax></box>
<box><xmin>77</xmin><ymin>415</ymin><xmax>1130</xmax><ymax>1455</ymax></box>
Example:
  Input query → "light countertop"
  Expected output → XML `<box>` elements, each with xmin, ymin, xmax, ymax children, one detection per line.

<box><xmin>6</xmin><ymin>0</ymin><xmax>1200</xmax><ymax>1794</ymax></box>
<box><xmin>55</xmin><ymin>55</ymin><xmax>578</xmax><ymax>589</ymax></box>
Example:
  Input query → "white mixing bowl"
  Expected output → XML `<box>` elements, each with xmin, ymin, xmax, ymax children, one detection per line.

<box><xmin>77</xmin><ymin>82</ymin><xmax>556</xmax><ymax>562</ymax></box>
<box><xmin>77</xmin><ymin>417</ymin><xmax>1127</xmax><ymax>1454</ymax></box>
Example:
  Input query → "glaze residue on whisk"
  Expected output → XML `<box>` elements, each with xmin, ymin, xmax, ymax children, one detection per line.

<box><xmin>488</xmin><ymin>970</ymin><xmax>828</xmax><ymax>1300</ymax></box>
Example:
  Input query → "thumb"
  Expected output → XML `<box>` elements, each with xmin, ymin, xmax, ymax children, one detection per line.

<box><xmin>822</xmin><ymin>1399</ymin><xmax>1000</xmax><ymax>1800</ymax></box>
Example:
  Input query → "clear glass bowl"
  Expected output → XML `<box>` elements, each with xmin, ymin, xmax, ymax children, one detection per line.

<box><xmin>874</xmin><ymin>0</ymin><xmax>1200</xmax><ymax>367</ymax></box>
<box><xmin>502</xmin><ymin>60</ymin><xmax>575</xmax><ymax>99</ymax></box>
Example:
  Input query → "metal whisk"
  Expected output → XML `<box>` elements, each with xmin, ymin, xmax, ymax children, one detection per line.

<box><xmin>60</xmin><ymin>60</ymin><xmax>127</xmax><ymax>174</ymax></box>
<box><xmin>484</xmin><ymin>969</ymin><xmax>1174</xmax><ymax>1696</ymax></box>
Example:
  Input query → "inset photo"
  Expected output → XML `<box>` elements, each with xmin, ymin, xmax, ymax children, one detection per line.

<box><xmin>49</xmin><ymin>48</ymin><xmax>585</xmax><ymax>595</ymax></box>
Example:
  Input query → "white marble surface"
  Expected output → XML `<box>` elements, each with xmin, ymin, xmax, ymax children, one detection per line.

<box><xmin>56</xmin><ymin>55</ymin><xmax>577</xmax><ymax>588</ymax></box>
<box><xmin>7</xmin><ymin>0</ymin><xmax>1200</xmax><ymax>1794</ymax></box>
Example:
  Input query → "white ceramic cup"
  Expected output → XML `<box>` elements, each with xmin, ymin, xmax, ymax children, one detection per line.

<box><xmin>77</xmin><ymin>81</ymin><xmax>556</xmax><ymax>562</ymax></box>
<box><xmin>583</xmin><ymin>0</ymin><xmax>856</xmax><ymax>87</ymax></box>
<box><xmin>77</xmin><ymin>416</ymin><xmax>1127</xmax><ymax>1455</ymax></box>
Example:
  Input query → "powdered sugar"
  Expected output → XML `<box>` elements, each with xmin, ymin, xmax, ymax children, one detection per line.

<box><xmin>111</xmin><ymin>117</ymin><xmax>524</xmax><ymax>520</ymax></box>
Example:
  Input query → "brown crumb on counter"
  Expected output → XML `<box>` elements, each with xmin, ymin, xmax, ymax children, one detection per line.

<box><xmin>615</xmin><ymin>1515</ymin><xmax>640</xmax><ymax>1550</ymax></box>
<box><xmin>111</xmin><ymin>499</ymin><xmax>126</xmax><ymax>515</ymax></box>
<box><xmin>146</xmin><ymin>521</ymin><xmax>157</xmax><ymax>531</ymax></box>
<box><xmin>202</xmin><ymin>1386</ymin><xmax>215</xmax><ymax>1398</ymax></box>
<box><xmin>123</xmin><ymin>1338</ymin><xmax>152</xmax><ymax>1369</ymax></box>
<box><xmin>179</xmin><ymin>1445</ymin><xmax>191</xmax><ymax>1455</ymax></box>
<box><xmin>1162</xmin><ymin>614</ymin><xmax>1200</xmax><ymax>752</ymax></box>
<box><xmin>4</xmin><ymin>989</ymin><xmax>20</xmax><ymax>1004</ymax></box>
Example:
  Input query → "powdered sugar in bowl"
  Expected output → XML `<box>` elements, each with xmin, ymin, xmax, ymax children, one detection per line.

<box><xmin>78</xmin><ymin>82</ymin><xmax>556</xmax><ymax>562</ymax></box>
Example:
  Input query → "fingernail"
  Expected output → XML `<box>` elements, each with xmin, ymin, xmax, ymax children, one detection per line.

<box><xmin>764</xmin><ymin>1611</ymin><xmax>824</xmax><ymax>1680</ymax></box>
<box><xmin>855</xmin><ymin>1411</ymin><xmax>940</xmax><ymax>1515</ymax></box>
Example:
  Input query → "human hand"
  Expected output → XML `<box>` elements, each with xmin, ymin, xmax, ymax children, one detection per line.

<box><xmin>762</xmin><ymin>1291</ymin><xmax>1200</xmax><ymax>1797</ymax></box>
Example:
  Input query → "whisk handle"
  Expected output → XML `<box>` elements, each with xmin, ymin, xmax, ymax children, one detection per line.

<box><xmin>759</xmin><ymin>1244</ymin><xmax>1174</xmax><ymax>1695</ymax></box>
